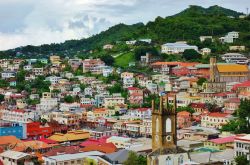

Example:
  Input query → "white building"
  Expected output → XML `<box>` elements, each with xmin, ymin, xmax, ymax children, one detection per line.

<box><xmin>221</xmin><ymin>53</ymin><xmax>248</xmax><ymax>64</ymax></box>
<box><xmin>123</xmin><ymin>77</ymin><xmax>135</xmax><ymax>88</ymax></box>
<box><xmin>229</xmin><ymin>46</ymin><xmax>245</xmax><ymax>51</ymax></box>
<box><xmin>59</xmin><ymin>102</ymin><xmax>81</xmax><ymax>111</ymax></box>
<box><xmin>220</xmin><ymin>31</ymin><xmax>239</xmax><ymax>44</ymax></box>
<box><xmin>104</xmin><ymin>96</ymin><xmax>125</xmax><ymax>108</ymax></box>
<box><xmin>23</xmin><ymin>65</ymin><xmax>33</xmax><ymax>71</ymax></box>
<box><xmin>32</xmin><ymin>68</ymin><xmax>44</xmax><ymax>76</ymax></box>
<box><xmin>234</xmin><ymin>134</ymin><xmax>250</xmax><ymax>161</ymax></box>
<box><xmin>36</xmin><ymin>93</ymin><xmax>58</xmax><ymax>111</ymax></box>
<box><xmin>0</xmin><ymin>151</ymin><xmax>36</xmax><ymax>165</ymax></box>
<box><xmin>126</xmin><ymin>40</ymin><xmax>137</xmax><ymax>45</ymax></box>
<box><xmin>80</xmin><ymin>97</ymin><xmax>96</xmax><ymax>105</ymax></box>
<box><xmin>45</xmin><ymin>76</ymin><xmax>62</xmax><ymax>84</ymax></box>
<box><xmin>43</xmin><ymin>151</ymin><xmax>104</xmax><ymax>165</ymax></box>
<box><xmin>127</xmin><ymin>108</ymin><xmax>152</xmax><ymax>119</ymax></box>
<box><xmin>84</xmin><ymin>87</ymin><xmax>93</xmax><ymax>96</ymax></box>
<box><xmin>103</xmin><ymin>66</ymin><xmax>113</xmax><ymax>77</ymax></box>
<box><xmin>200</xmin><ymin>48</ymin><xmax>211</xmax><ymax>55</ymax></box>
<box><xmin>146</xmin><ymin>82</ymin><xmax>158</xmax><ymax>94</ymax></box>
<box><xmin>139</xmin><ymin>39</ymin><xmax>152</xmax><ymax>43</ymax></box>
<box><xmin>161</xmin><ymin>42</ymin><xmax>198</xmax><ymax>54</ymax></box>
<box><xmin>1</xmin><ymin>71</ymin><xmax>16</xmax><ymax>79</ymax></box>
<box><xmin>2</xmin><ymin>109</ymin><xmax>37</xmax><ymax>123</ymax></box>
<box><xmin>103</xmin><ymin>44</ymin><xmax>114</xmax><ymax>50</ymax></box>
<box><xmin>199</xmin><ymin>36</ymin><xmax>213</xmax><ymax>42</ymax></box>
<box><xmin>106</xmin><ymin>136</ymin><xmax>132</xmax><ymax>148</ymax></box>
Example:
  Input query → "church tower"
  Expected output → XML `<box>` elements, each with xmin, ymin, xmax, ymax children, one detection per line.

<box><xmin>151</xmin><ymin>94</ymin><xmax>177</xmax><ymax>151</ymax></box>
<box><xmin>210</xmin><ymin>56</ymin><xmax>217</xmax><ymax>82</ymax></box>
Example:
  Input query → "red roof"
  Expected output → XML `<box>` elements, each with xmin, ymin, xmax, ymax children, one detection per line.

<box><xmin>44</xmin><ymin>146</ymin><xmax>80</xmax><ymax>156</ymax></box>
<box><xmin>232</xmin><ymin>81</ymin><xmax>250</xmax><ymax>91</ymax></box>
<box><xmin>190</xmin><ymin>103</ymin><xmax>206</xmax><ymax>109</ymax></box>
<box><xmin>225</xmin><ymin>98</ymin><xmax>241</xmax><ymax>103</ymax></box>
<box><xmin>80</xmin><ymin>136</ymin><xmax>108</xmax><ymax>147</ymax></box>
<box><xmin>80</xmin><ymin>142</ymin><xmax>117</xmax><ymax>153</ymax></box>
<box><xmin>213</xmin><ymin>92</ymin><xmax>235</xmax><ymax>97</ymax></box>
<box><xmin>13</xmin><ymin>109</ymin><xmax>25</xmax><ymax>113</ymax></box>
<box><xmin>130</xmin><ymin>108</ymin><xmax>151</xmax><ymax>112</ymax></box>
<box><xmin>151</xmin><ymin>61</ymin><xmax>199</xmax><ymax>67</ymax></box>
<box><xmin>127</xmin><ymin>87</ymin><xmax>140</xmax><ymax>91</ymax></box>
<box><xmin>207</xmin><ymin>112</ymin><xmax>229</xmax><ymax>118</ymax></box>
<box><xmin>177</xmin><ymin>111</ymin><xmax>191</xmax><ymax>116</ymax></box>
<box><xmin>209</xmin><ymin>136</ymin><xmax>235</xmax><ymax>144</ymax></box>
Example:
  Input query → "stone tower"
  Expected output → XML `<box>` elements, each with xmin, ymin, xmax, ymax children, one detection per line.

<box><xmin>151</xmin><ymin>94</ymin><xmax>177</xmax><ymax>151</ymax></box>
<box><xmin>210</xmin><ymin>56</ymin><xmax>217</xmax><ymax>82</ymax></box>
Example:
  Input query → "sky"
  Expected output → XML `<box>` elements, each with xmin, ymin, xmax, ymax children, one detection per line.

<box><xmin>0</xmin><ymin>0</ymin><xmax>249</xmax><ymax>51</ymax></box>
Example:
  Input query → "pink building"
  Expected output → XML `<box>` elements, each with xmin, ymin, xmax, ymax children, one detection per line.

<box><xmin>82</xmin><ymin>59</ymin><xmax>105</xmax><ymax>74</ymax></box>
<box><xmin>128</xmin><ymin>87</ymin><xmax>144</xmax><ymax>105</ymax></box>
<box><xmin>223</xmin><ymin>98</ymin><xmax>241</xmax><ymax>114</ymax></box>
<box><xmin>177</xmin><ymin>111</ymin><xmax>192</xmax><ymax>129</ymax></box>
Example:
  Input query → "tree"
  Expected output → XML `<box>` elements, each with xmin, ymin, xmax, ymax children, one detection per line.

<box><xmin>235</xmin><ymin>155</ymin><xmax>248</xmax><ymax>165</ymax></box>
<box><xmin>0</xmin><ymin>94</ymin><xmax>4</xmax><ymax>102</ymax></box>
<box><xmin>64</xmin><ymin>95</ymin><xmax>75</xmax><ymax>103</ymax></box>
<box><xmin>0</xmin><ymin>79</ymin><xmax>8</xmax><ymax>88</ymax></box>
<box><xmin>177</xmin><ymin>106</ymin><xmax>195</xmax><ymax>114</ymax></box>
<box><xmin>182</xmin><ymin>49</ymin><xmax>202</xmax><ymax>61</ymax></box>
<box><xmin>16</xmin><ymin>70</ymin><xmax>26</xmax><ymax>82</ymax></box>
<box><xmin>221</xmin><ymin>99</ymin><xmax>250</xmax><ymax>133</ymax></box>
<box><xmin>124</xmin><ymin>151</ymin><xmax>147</xmax><ymax>165</ymax></box>
<box><xmin>134</xmin><ymin>46</ymin><xmax>159</xmax><ymax>61</ymax></box>
<box><xmin>197</xmin><ymin>77</ymin><xmax>207</xmax><ymax>86</ymax></box>
<box><xmin>101</xmin><ymin>55</ymin><xmax>115</xmax><ymax>66</ymax></box>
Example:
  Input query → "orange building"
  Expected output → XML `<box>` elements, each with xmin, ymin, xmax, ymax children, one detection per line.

<box><xmin>177</xmin><ymin>111</ymin><xmax>192</xmax><ymax>129</ymax></box>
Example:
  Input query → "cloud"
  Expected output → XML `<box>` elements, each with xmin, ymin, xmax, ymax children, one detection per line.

<box><xmin>0</xmin><ymin>0</ymin><xmax>249</xmax><ymax>50</ymax></box>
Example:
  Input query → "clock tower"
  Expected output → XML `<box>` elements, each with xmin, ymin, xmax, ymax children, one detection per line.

<box><xmin>152</xmin><ymin>94</ymin><xmax>177</xmax><ymax>151</ymax></box>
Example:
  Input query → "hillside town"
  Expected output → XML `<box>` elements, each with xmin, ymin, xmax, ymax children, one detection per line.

<box><xmin>0</xmin><ymin>4</ymin><xmax>250</xmax><ymax>165</ymax></box>
<box><xmin>0</xmin><ymin>0</ymin><xmax>250</xmax><ymax>165</ymax></box>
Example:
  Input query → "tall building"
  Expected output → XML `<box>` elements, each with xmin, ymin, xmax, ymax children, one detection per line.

<box><xmin>147</xmin><ymin>94</ymin><xmax>189</xmax><ymax>165</ymax></box>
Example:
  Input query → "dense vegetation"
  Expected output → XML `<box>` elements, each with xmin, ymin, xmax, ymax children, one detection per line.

<box><xmin>221</xmin><ymin>99</ymin><xmax>250</xmax><ymax>133</ymax></box>
<box><xmin>1</xmin><ymin>5</ymin><xmax>249</xmax><ymax>59</ymax></box>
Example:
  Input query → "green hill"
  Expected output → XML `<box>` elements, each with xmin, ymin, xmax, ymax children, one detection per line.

<box><xmin>1</xmin><ymin>5</ymin><xmax>249</xmax><ymax>58</ymax></box>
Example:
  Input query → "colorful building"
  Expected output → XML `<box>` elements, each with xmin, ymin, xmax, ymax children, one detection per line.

<box><xmin>26</xmin><ymin>122</ymin><xmax>52</xmax><ymax>139</ymax></box>
<box><xmin>204</xmin><ymin>136</ymin><xmax>235</xmax><ymax>150</ymax></box>
<box><xmin>177</xmin><ymin>111</ymin><xmax>192</xmax><ymax>129</ymax></box>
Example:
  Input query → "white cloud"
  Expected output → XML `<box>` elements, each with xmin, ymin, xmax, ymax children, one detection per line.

<box><xmin>0</xmin><ymin>0</ymin><xmax>249</xmax><ymax>50</ymax></box>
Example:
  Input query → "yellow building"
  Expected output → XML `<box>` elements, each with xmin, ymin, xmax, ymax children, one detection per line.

<box><xmin>210</xmin><ymin>57</ymin><xmax>250</xmax><ymax>83</ymax></box>
<box><xmin>204</xmin><ymin>136</ymin><xmax>235</xmax><ymax>150</ymax></box>
<box><xmin>50</xmin><ymin>55</ymin><xmax>61</xmax><ymax>65</ymax></box>
<box><xmin>48</xmin><ymin>130</ymin><xmax>90</xmax><ymax>142</ymax></box>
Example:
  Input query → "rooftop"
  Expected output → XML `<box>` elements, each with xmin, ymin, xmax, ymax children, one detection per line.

<box><xmin>209</xmin><ymin>136</ymin><xmax>235</xmax><ymax>144</ymax></box>
<box><xmin>0</xmin><ymin>150</ymin><xmax>30</xmax><ymax>160</ymax></box>
<box><xmin>217</xmin><ymin>64</ymin><xmax>249</xmax><ymax>73</ymax></box>
<box><xmin>45</xmin><ymin>151</ymin><xmax>104</xmax><ymax>162</ymax></box>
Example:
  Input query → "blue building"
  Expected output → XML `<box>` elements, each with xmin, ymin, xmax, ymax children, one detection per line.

<box><xmin>0</xmin><ymin>122</ymin><xmax>26</xmax><ymax>139</ymax></box>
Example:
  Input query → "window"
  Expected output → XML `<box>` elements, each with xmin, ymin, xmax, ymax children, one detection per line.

<box><xmin>166</xmin><ymin>156</ymin><xmax>173</xmax><ymax>165</ymax></box>
<box><xmin>166</xmin><ymin>118</ymin><xmax>171</xmax><ymax>133</ymax></box>
<box><xmin>178</xmin><ymin>155</ymin><xmax>184</xmax><ymax>164</ymax></box>
<box><xmin>156</xmin><ymin>118</ymin><xmax>159</xmax><ymax>133</ymax></box>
